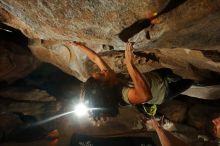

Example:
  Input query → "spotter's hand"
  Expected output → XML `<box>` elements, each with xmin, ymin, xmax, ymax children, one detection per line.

<box><xmin>125</xmin><ymin>42</ymin><xmax>135</xmax><ymax>64</ymax></box>
<box><xmin>146</xmin><ymin>118</ymin><xmax>161</xmax><ymax>130</ymax></box>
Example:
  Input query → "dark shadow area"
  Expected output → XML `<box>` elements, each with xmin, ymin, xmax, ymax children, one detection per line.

<box><xmin>175</xmin><ymin>95</ymin><xmax>220</xmax><ymax>107</ymax></box>
<box><xmin>0</xmin><ymin>23</ymin><xmax>28</xmax><ymax>48</ymax></box>
<box><xmin>71</xmin><ymin>134</ymin><xmax>156</xmax><ymax>146</ymax></box>
<box><xmin>99</xmin><ymin>50</ymin><xmax>123</xmax><ymax>56</ymax></box>
<box><xmin>119</xmin><ymin>19</ymin><xmax>151</xmax><ymax>42</ymax></box>
<box><xmin>0</xmin><ymin>63</ymin><xmax>80</xmax><ymax>143</ymax></box>
<box><xmin>189</xmin><ymin>64</ymin><xmax>220</xmax><ymax>85</ymax></box>
<box><xmin>0</xmin><ymin>112</ymin><xmax>56</xmax><ymax>143</ymax></box>
<box><xmin>201</xmin><ymin>50</ymin><xmax>220</xmax><ymax>62</ymax></box>
<box><xmin>134</xmin><ymin>52</ymin><xmax>160</xmax><ymax>62</ymax></box>
<box><xmin>11</xmin><ymin>63</ymin><xmax>81</xmax><ymax>101</ymax></box>
<box><xmin>0</xmin><ymin>23</ymin><xmax>31</xmax><ymax>87</ymax></box>
<box><xmin>102</xmin><ymin>44</ymin><xmax>114</xmax><ymax>51</ymax></box>
<box><xmin>157</xmin><ymin>0</ymin><xmax>187</xmax><ymax>16</ymax></box>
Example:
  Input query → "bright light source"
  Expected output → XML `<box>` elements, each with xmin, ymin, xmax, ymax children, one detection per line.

<box><xmin>74</xmin><ymin>103</ymin><xmax>88</xmax><ymax>117</ymax></box>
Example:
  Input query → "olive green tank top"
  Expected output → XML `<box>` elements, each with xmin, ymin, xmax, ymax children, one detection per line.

<box><xmin>121</xmin><ymin>71</ymin><xmax>167</xmax><ymax>105</ymax></box>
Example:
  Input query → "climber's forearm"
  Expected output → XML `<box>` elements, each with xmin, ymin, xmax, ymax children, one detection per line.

<box><xmin>71</xmin><ymin>43</ymin><xmax>110</xmax><ymax>71</ymax></box>
<box><xmin>126</xmin><ymin>61</ymin><xmax>152</xmax><ymax>103</ymax></box>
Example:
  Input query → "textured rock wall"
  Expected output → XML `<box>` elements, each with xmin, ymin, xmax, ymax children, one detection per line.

<box><xmin>0</xmin><ymin>0</ymin><xmax>156</xmax><ymax>44</ymax></box>
<box><xmin>28</xmin><ymin>39</ymin><xmax>90</xmax><ymax>81</ymax></box>
<box><xmin>96</xmin><ymin>48</ymin><xmax>220</xmax><ymax>81</ymax></box>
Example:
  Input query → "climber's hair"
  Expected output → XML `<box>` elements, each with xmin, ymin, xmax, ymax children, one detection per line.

<box><xmin>83</xmin><ymin>77</ymin><xmax>120</xmax><ymax>117</ymax></box>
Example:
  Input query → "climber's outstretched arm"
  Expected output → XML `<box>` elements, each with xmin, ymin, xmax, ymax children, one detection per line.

<box><xmin>68</xmin><ymin>42</ymin><xmax>117</xmax><ymax>81</ymax></box>
<box><xmin>124</xmin><ymin>43</ymin><xmax>152</xmax><ymax>104</ymax></box>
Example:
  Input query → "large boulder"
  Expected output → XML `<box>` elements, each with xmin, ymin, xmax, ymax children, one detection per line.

<box><xmin>187</xmin><ymin>105</ymin><xmax>220</xmax><ymax>129</ymax></box>
<box><xmin>0</xmin><ymin>40</ymin><xmax>40</xmax><ymax>83</ymax></box>
<box><xmin>158</xmin><ymin>100</ymin><xmax>189</xmax><ymax>123</ymax></box>
<box><xmin>0</xmin><ymin>24</ymin><xmax>40</xmax><ymax>83</ymax></box>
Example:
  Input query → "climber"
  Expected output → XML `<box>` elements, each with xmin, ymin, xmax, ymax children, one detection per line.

<box><xmin>68</xmin><ymin>42</ymin><xmax>192</xmax><ymax>119</ymax></box>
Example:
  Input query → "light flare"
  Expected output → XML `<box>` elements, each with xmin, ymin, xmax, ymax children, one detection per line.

<box><xmin>74</xmin><ymin>103</ymin><xmax>88</xmax><ymax>117</ymax></box>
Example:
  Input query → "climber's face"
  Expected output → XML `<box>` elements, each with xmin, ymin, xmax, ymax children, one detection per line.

<box><xmin>212</xmin><ymin>117</ymin><xmax>220</xmax><ymax>138</ymax></box>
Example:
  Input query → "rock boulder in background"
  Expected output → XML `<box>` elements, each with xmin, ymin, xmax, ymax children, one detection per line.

<box><xmin>0</xmin><ymin>87</ymin><xmax>56</xmax><ymax>102</ymax></box>
<box><xmin>0</xmin><ymin>40</ymin><xmax>40</xmax><ymax>83</ymax></box>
